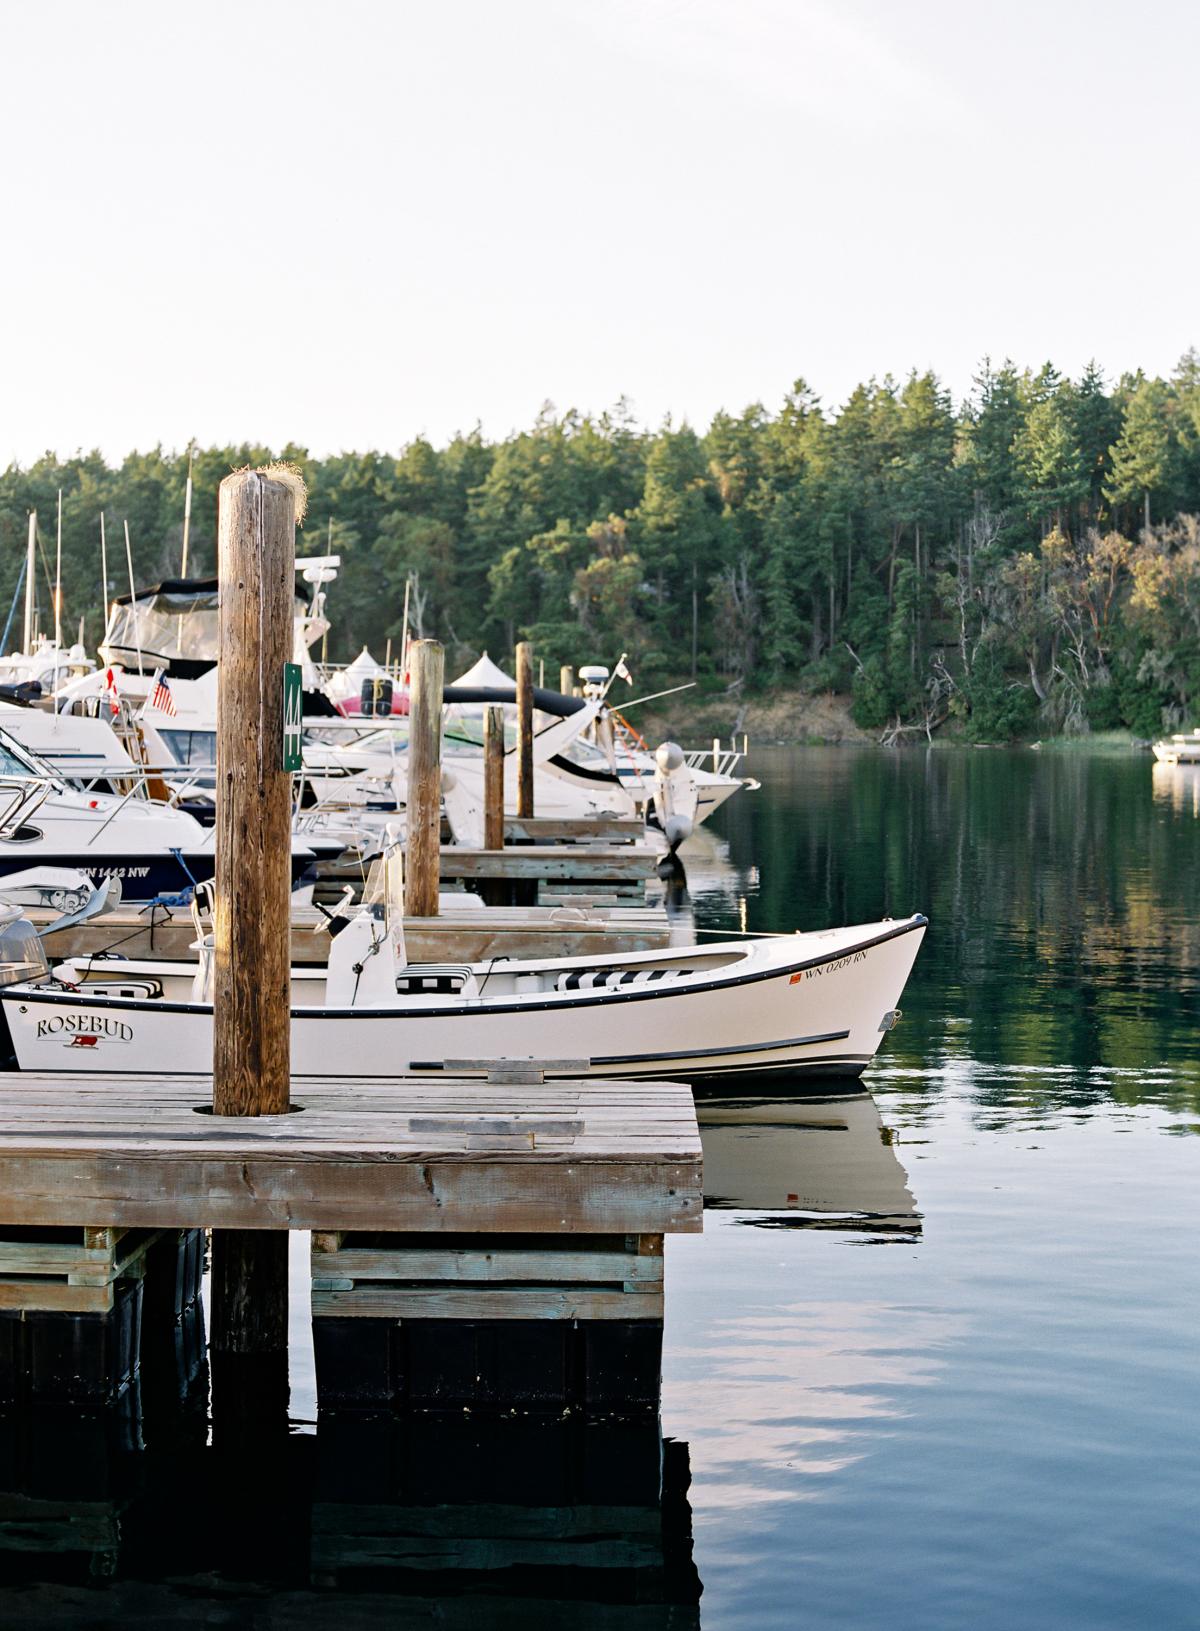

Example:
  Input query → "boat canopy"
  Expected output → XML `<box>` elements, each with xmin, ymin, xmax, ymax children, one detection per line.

<box><xmin>104</xmin><ymin>577</ymin><xmax>307</xmax><ymax>677</ymax></box>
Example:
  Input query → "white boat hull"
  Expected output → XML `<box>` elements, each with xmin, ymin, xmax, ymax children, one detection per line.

<box><xmin>0</xmin><ymin>917</ymin><xmax>926</xmax><ymax>1082</ymax></box>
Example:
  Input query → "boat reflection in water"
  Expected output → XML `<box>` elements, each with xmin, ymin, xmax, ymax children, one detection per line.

<box><xmin>694</xmin><ymin>1086</ymin><xmax>921</xmax><ymax>1235</ymax></box>
<box><xmin>1151</xmin><ymin>758</ymin><xmax>1200</xmax><ymax>817</ymax></box>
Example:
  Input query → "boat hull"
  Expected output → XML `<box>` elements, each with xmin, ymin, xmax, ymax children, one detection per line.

<box><xmin>0</xmin><ymin>918</ymin><xmax>926</xmax><ymax>1081</ymax></box>
<box><xmin>0</xmin><ymin>849</ymin><xmax>315</xmax><ymax>905</ymax></box>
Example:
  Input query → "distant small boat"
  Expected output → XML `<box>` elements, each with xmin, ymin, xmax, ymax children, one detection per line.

<box><xmin>1152</xmin><ymin>730</ymin><xmax>1200</xmax><ymax>764</ymax></box>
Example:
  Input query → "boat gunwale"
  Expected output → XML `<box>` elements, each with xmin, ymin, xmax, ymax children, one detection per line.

<box><xmin>2</xmin><ymin>914</ymin><xmax>928</xmax><ymax>1022</ymax></box>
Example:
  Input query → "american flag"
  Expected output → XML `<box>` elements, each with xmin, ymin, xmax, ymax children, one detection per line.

<box><xmin>149</xmin><ymin>669</ymin><xmax>178</xmax><ymax>717</ymax></box>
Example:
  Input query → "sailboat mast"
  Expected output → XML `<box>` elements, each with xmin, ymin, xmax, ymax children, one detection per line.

<box><xmin>22</xmin><ymin>513</ymin><xmax>36</xmax><ymax>654</ymax></box>
<box><xmin>180</xmin><ymin>442</ymin><xmax>194</xmax><ymax>577</ymax></box>
<box><xmin>124</xmin><ymin>519</ymin><xmax>144</xmax><ymax>676</ymax></box>
<box><xmin>321</xmin><ymin>516</ymin><xmax>332</xmax><ymax>667</ymax></box>
<box><xmin>99</xmin><ymin>512</ymin><xmax>109</xmax><ymax>646</ymax></box>
<box><xmin>54</xmin><ymin>489</ymin><xmax>63</xmax><ymax>653</ymax></box>
<box><xmin>399</xmin><ymin>575</ymin><xmax>411</xmax><ymax>685</ymax></box>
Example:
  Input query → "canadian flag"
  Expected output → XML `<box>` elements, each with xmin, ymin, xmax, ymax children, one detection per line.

<box><xmin>104</xmin><ymin>668</ymin><xmax>120</xmax><ymax>717</ymax></box>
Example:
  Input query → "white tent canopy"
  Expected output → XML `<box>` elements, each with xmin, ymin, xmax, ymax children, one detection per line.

<box><xmin>327</xmin><ymin>646</ymin><xmax>386</xmax><ymax>700</ymax></box>
<box><xmin>452</xmin><ymin>651</ymin><xmax>515</xmax><ymax>691</ymax></box>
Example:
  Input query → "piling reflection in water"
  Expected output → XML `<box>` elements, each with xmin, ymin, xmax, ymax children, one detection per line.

<box><xmin>0</xmin><ymin>1397</ymin><xmax>701</xmax><ymax>1625</ymax></box>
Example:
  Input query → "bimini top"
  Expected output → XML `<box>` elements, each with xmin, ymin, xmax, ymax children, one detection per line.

<box><xmin>111</xmin><ymin>577</ymin><xmax>220</xmax><ymax>606</ymax></box>
<box><xmin>104</xmin><ymin>577</ymin><xmax>306</xmax><ymax>679</ymax></box>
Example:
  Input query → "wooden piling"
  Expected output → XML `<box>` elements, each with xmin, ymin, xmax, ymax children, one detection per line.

<box><xmin>516</xmin><ymin>640</ymin><xmax>534</xmax><ymax>820</ymax></box>
<box><xmin>405</xmin><ymin>638</ymin><xmax>444</xmax><ymax>917</ymax></box>
<box><xmin>210</xmin><ymin>468</ymin><xmax>297</xmax><ymax>1391</ymax></box>
<box><xmin>213</xmin><ymin>469</ymin><xmax>295</xmax><ymax>1119</ymax></box>
<box><xmin>560</xmin><ymin>664</ymin><xmax>575</xmax><ymax>697</ymax></box>
<box><xmin>481</xmin><ymin>704</ymin><xmax>506</xmax><ymax>907</ymax></box>
<box><xmin>483</xmin><ymin>705</ymin><xmax>505</xmax><ymax>853</ymax></box>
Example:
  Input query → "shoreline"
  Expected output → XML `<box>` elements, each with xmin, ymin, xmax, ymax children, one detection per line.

<box><xmin>637</xmin><ymin>687</ymin><xmax>1155</xmax><ymax>753</ymax></box>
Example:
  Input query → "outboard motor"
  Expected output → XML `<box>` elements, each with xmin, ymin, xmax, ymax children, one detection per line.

<box><xmin>0</xmin><ymin>905</ymin><xmax>49</xmax><ymax>989</ymax></box>
<box><xmin>0</xmin><ymin>905</ymin><xmax>47</xmax><ymax>1067</ymax></box>
<box><xmin>652</xmin><ymin>742</ymin><xmax>698</xmax><ymax>853</ymax></box>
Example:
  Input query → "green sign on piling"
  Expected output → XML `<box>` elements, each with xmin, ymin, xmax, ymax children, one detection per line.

<box><xmin>282</xmin><ymin>662</ymin><xmax>303</xmax><ymax>772</ymax></box>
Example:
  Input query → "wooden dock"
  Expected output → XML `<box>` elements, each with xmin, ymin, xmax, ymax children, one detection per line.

<box><xmin>35</xmin><ymin>900</ymin><xmax>673</xmax><ymax>964</ymax></box>
<box><xmin>317</xmin><ymin>842</ymin><xmax>660</xmax><ymax>907</ymax></box>
<box><xmin>502</xmin><ymin>814</ymin><xmax>647</xmax><ymax>845</ymax></box>
<box><xmin>0</xmin><ymin>1070</ymin><xmax>701</xmax><ymax>1412</ymax></box>
<box><xmin>0</xmin><ymin>1073</ymin><xmax>701</xmax><ymax>1233</ymax></box>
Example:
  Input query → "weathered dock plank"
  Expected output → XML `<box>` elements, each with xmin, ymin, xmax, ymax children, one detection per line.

<box><xmin>502</xmin><ymin>815</ymin><xmax>646</xmax><ymax>844</ymax></box>
<box><xmin>0</xmin><ymin>1075</ymin><xmax>702</xmax><ymax>1235</ymax></box>
<box><xmin>440</xmin><ymin>846</ymin><xmax>658</xmax><ymax>882</ymax></box>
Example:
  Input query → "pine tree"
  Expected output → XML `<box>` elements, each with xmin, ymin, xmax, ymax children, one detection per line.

<box><xmin>1105</xmin><ymin>380</ymin><xmax>1171</xmax><ymax>530</ymax></box>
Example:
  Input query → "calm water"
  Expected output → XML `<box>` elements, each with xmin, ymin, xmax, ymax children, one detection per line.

<box><xmin>3</xmin><ymin>746</ymin><xmax>1199</xmax><ymax>1628</ymax></box>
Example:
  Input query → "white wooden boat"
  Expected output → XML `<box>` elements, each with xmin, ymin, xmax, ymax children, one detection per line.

<box><xmin>0</xmin><ymin>904</ymin><xmax>926</xmax><ymax>1082</ymax></box>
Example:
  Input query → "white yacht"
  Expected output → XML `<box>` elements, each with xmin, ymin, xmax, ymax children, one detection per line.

<box><xmin>1152</xmin><ymin>729</ymin><xmax>1200</xmax><ymax>764</ymax></box>
<box><xmin>0</xmin><ymin>724</ymin><xmax>319</xmax><ymax>904</ymax></box>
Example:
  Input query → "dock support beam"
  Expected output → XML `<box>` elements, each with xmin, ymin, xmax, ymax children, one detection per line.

<box><xmin>210</xmin><ymin>468</ymin><xmax>297</xmax><ymax>1414</ymax></box>
<box><xmin>405</xmin><ymin>638</ymin><xmax>444</xmax><ymax>917</ymax></box>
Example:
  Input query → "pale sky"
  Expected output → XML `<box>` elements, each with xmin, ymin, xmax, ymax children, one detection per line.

<box><xmin>2</xmin><ymin>0</ymin><xmax>1196</xmax><ymax>465</ymax></box>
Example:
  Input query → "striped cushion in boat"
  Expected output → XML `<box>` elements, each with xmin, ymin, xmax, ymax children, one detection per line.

<box><xmin>555</xmin><ymin>966</ymin><xmax>694</xmax><ymax>992</ymax></box>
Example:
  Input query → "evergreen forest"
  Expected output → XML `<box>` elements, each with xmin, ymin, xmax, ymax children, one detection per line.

<box><xmin>4</xmin><ymin>353</ymin><xmax>1200</xmax><ymax>740</ymax></box>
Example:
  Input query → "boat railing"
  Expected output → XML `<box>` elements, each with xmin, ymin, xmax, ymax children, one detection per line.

<box><xmin>0</xmin><ymin>779</ymin><xmax>53</xmax><ymax>839</ymax></box>
<box><xmin>683</xmin><ymin>747</ymin><xmax>745</xmax><ymax>777</ymax></box>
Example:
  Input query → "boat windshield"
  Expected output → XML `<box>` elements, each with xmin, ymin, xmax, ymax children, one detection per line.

<box><xmin>107</xmin><ymin>586</ymin><xmax>223</xmax><ymax>665</ymax></box>
<box><xmin>561</xmin><ymin>735</ymin><xmax>615</xmax><ymax>768</ymax></box>
<box><xmin>158</xmin><ymin>729</ymin><xmax>217</xmax><ymax>767</ymax></box>
<box><xmin>0</xmin><ymin>729</ymin><xmax>59</xmax><ymax>785</ymax></box>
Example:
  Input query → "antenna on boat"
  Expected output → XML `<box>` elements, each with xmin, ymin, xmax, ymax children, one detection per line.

<box><xmin>180</xmin><ymin>440</ymin><xmax>194</xmax><ymax>577</ymax></box>
<box><xmin>123</xmin><ymin>519</ymin><xmax>144</xmax><ymax>676</ymax></box>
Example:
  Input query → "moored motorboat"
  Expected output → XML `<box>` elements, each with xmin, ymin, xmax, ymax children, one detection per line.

<box><xmin>0</xmin><ymin>886</ymin><xmax>927</xmax><ymax>1081</ymax></box>
<box><xmin>1152</xmin><ymin>728</ymin><xmax>1200</xmax><ymax>763</ymax></box>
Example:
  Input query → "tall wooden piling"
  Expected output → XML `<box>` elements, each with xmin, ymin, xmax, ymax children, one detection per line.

<box><xmin>516</xmin><ymin>640</ymin><xmax>534</xmax><ymax>820</ymax></box>
<box><xmin>482</xmin><ymin>704</ymin><xmax>506</xmax><ymax>907</ymax></box>
<box><xmin>560</xmin><ymin>663</ymin><xmax>575</xmax><ymax>697</ymax></box>
<box><xmin>405</xmin><ymin>638</ymin><xmax>444</xmax><ymax>917</ymax></box>
<box><xmin>213</xmin><ymin>469</ymin><xmax>295</xmax><ymax>1118</ymax></box>
<box><xmin>483</xmin><ymin>705</ymin><xmax>505</xmax><ymax>852</ymax></box>
<box><xmin>210</xmin><ymin>468</ymin><xmax>297</xmax><ymax>1402</ymax></box>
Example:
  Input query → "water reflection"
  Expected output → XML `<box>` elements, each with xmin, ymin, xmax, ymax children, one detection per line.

<box><xmin>1151</xmin><ymin>758</ymin><xmax>1200</xmax><ymax>816</ymax></box>
<box><xmin>0</xmin><ymin>1394</ymin><xmax>701</xmax><ymax>1625</ymax></box>
<box><xmin>695</xmin><ymin>1088</ymin><xmax>919</xmax><ymax>1235</ymax></box>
